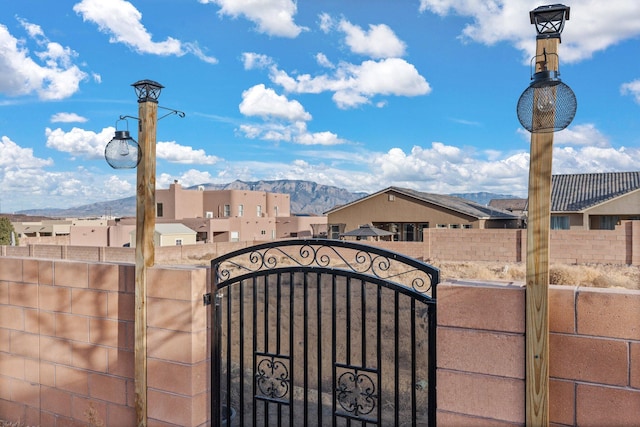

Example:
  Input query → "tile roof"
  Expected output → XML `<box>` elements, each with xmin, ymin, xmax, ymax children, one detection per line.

<box><xmin>551</xmin><ymin>172</ymin><xmax>640</xmax><ymax>212</ymax></box>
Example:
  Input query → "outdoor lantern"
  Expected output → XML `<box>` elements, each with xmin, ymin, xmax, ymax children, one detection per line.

<box><xmin>105</xmin><ymin>120</ymin><xmax>141</xmax><ymax>169</ymax></box>
<box><xmin>530</xmin><ymin>4</ymin><xmax>570</xmax><ymax>40</ymax></box>
<box><xmin>132</xmin><ymin>79</ymin><xmax>163</xmax><ymax>103</ymax></box>
<box><xmin>517</xmin><ymin>3</ymin><xmax>576</xmax><ymax>133</ymax></box>
<box><xmin>516</xmin><ymin>60</ymin><xmax>577</xmax><ymax>133</ymax></box>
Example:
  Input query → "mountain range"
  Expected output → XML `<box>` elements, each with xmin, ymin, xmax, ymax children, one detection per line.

<box><xmin>15</xmin><ymin>180</ymin><xmax>518</xmax><ymax>218</ymax></box>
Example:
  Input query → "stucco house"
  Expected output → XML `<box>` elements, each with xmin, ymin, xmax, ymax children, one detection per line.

<box><xmin>129</xmin><ymin>223</ymin><xmax>196</xmax><ymax>247</ymax></box>
<box><xmin>325</xmin><ymin>187</ymin><xmax>522</xmax><ymax>241</ymax></box>
<box><xmin>545</xmin><ymin>171</ymin><xmax>640</xmax><ymax>229</ymax></box>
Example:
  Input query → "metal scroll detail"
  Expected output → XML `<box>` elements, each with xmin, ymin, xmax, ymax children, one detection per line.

<box><xmin>336</xmin><ymin>366</ymin><xmax>378</xmax><ymax>419</ymax></box>
<box><xmin>255</xmin><ymin>354</ymin><xmax>290</xmax><ymax>403</ymax></box>
<box><xmin>215</xmin><ymin>240</ymin><xmax>435</xmax><ymax>296</ymax></box>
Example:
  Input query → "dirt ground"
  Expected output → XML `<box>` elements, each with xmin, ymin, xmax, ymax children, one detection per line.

<box><xmin>431</xmin><ymin>260</ymin><xmax>640</xmax><ymax>290</ymax></box>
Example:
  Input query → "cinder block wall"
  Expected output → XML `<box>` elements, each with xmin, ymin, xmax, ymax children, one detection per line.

<box><xmin>0</xmin><ymin>257</ymin><xmax>210</xmax><ymax>427</ymax></box>
<box><xmin>437</xmin><ymin>281</ymin><xmax>640</xmax><ymax>426</ymax></box>
<box><xmin>2</xmin><ymin>256</ymin><xmax>639</xmax><ymax>426</ymax></box>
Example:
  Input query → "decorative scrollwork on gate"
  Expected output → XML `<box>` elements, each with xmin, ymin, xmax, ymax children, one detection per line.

<box><xmin>214</xmin><ymin>240</ymin><xmax>436</xmax><ymax>296</ymax></box>
<box><xmin>255</xmin><ymin>354</ymin><xmax>290</xmax><ymax>402</ymax></box>
<box><xmin>336</xmin><ymin>366</ymin><xmax>378</xmax><ymax>419</ymax></box>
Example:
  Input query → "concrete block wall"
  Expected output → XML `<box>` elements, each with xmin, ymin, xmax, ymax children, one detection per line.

<box><xmin>0</xmin><ymin>257</ymin><xmax>210</xmax><ymax>427</ymax></box>
<box><xmin>2</xmin><ymin>255</ymin><xmax>639</xmax><ymax>426</ymax></box>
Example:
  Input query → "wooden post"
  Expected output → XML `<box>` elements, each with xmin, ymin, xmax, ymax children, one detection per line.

<box><xmin>526</xmin><ymin>36</ymin><xmax>559</xmax><ymax>427</ymax></box>
<box><xmin>135</xmin><ymin>96</ymin><xmax>157</xmax><ymax>427</ymax></box>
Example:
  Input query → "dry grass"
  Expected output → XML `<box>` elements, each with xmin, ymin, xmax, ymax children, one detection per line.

<box><xmin>431</xmin><ymin>260</ymin><xmax>640</xmax><ymax>290</ymax></box>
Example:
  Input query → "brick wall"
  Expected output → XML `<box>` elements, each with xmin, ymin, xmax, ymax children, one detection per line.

<box><xmin>0</xmin><ymin>257</ymin><xmax>209</xmax><ymax>427</ymax></box>
<box><xmin>437</xmin><ymin>281</ymin><xmax>640</xmax><ymax>426</ymax></box>
<box><xmin>3</xmin><ymin>220</ymin><xmax>638</xmax><ymax>266</ymax></box>
<box><xmin>1</xmin><ymin>256</ymin><xmax>639</xmax><ymax>426</ymax></box>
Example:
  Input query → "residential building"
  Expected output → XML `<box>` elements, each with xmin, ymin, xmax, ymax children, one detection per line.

<box><xmin>546</xmin><ymin>171</ymin><xmax>640</xmax><ymax>230</ymax></box>
<box><xmin>129</xmin><ymin>223</ymin><xmax>196</xmax><ymax>247</ymax></box>
<box><xmin>325</xmin><ymin>187</ymin><xmax>522</xmax><ymax>241</ymax></box>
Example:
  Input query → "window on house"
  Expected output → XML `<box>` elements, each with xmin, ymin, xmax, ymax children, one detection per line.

<box><xmin>257</xmin><ymin>205</ymin><xmax>262</xmax><ymax>217</ymax></box>
<box><xmin>330</xmin><ymin>225</ymin><xmax>341</xmax><ymax>239</ymax></box>
<box><xmin>274</xmin><ymin>206</ymin><xmax>279</xmax><ymax>217</ymax></box>
<box><xmin>238</xmin><ymin>204</ymin><xmax>244</xmax><ymax>217</ymax></box>
<box><xmin>231</xmin><ymin>231</ymin><xmax>239</xmax><ymax>242</ymax></box>
<box><xmin>450</xmin><ymin>224</ymin><xmax>460</xmax><ymax>229</ymax></box>
<box><xmin>436</xmin><ymin>224</ymin><xmax>448</xmax><ymax>229</ymax></box>
<box><xmin>175</xmin><ymin>239</ymin><xmax>182</xmax><ymax>246</ymax></box>
<box><xmin>156</xmin><ymin>203</ymin><xmax>163</xmax><ymax>217</ymax></box>
<box><xmin>600</xmin><ymin>216</ymin><xmax>619</xmax><ymax>230</ymax></box>
<box><xmin>463</xmin><ymin>224</ymin><xmax>472</xmax><ymax>229</ymax></box>
<box><xmin>551</xmin><ymin>216</ymin><xmax>570</xmax><ymax>230</ymax></box>
<box><xmin>261</xmin><ymin>230</ymin><xmax>266</xmax><ymax>235</ymax></box>
<box><xmin>388</xmin><ymin>194</ymin><xmax>395</xmax><ymax>201</ymax></box>
<box><xmin>403</xmin><ymin>223</ymin><xmax>415</xmax><ymax>241</ymax></box>
<box><xmin>223</xmin><ymin>204</ymin><xmax>230</xmax><ymax>217</ymax></box>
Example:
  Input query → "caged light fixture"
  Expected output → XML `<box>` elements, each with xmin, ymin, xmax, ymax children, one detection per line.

<box><xmin>104</xmin><ymin>118</ymin><xmax>141</xmax><ymax>169</ymax></box>
<box><xmin>516</xmin><ymin>4</ymin><xmax>576</xmax><ymax>133</ymax></box>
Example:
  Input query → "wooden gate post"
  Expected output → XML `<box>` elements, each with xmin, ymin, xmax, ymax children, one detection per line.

<box><xmin>524</xmin><ymin>6</ymin><xmax>570</xmax><ymax>425</ymax></box>
<box><xmin>133</xmin><ymin>80</ymin><xmax>160</xmax><ymax>427</ymax></box>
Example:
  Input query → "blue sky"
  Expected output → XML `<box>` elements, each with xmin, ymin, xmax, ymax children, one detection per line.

<box><xmin>1</xmin><ymin>0</ymin><xmax>639</xmax><ymax>212</ymax></box>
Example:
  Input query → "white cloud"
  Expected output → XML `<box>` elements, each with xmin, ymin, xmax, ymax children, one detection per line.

<box><xmin>156</xmin><ymin>141</ymin><xmax>221</xmax><ymax>165</ymax></box>
<box><xmin>51</xmin><ymin>112</ymin><xmax>88</xmax><ymax>123</ymax></box>
<box><xmin>0</xmin><ymin>136</ymin><xmax>54</xmax><ymax>170</ymax></box>
<box><xmin>418</xmin><ymin>0</ymin><xmax>640</xmax><ymax>63</ymax></box>
<box><xmin>200</xmin><ymin>0</ymin><xmax>306</xmax><ymax>38</ymax></box>
<box><xmin>318</xmin><ymin>13</ymin><xmax>334</xmax><ymax>33</ymax></box>
<box><xmin>0</xmin><ymin>21</ymin><xmax>87</xmax><ymax>100</ymax></box>
<box><xmin>621</xmin><ymin>79</ymin><xmax>640</xmax><ymax>104</ymax></box>
<box><xmin>554</xmin><ymin>123</ymin><xmax>610</xmax><ymax>148</ymax></box>
<box><xmin>315</xmin><ymin>53</ymin><xmax>334</xmax><ymax>68</ymax></box>
<box><xmin>242</xmin><ymin>52</ymin><xmax>274</xmax><ymax>70</ymax></box>
<box><xmin>74</xmin><ymin>0</ymin><xmax>217</xmax><ymax>62</ymax></box>
<box><xmin>239</xmin><ymin>84</ymin><xmax>312</xmax><ymax>121</ymax></box>
<box><xmin>338</xmin><ymin>20</ymin><xmax>407</xmax><ymax>58</ymax></box>
<box><xmin>271</xmin><ymin>57</ymin><xmax>431</xmax><ymax>109</ymax></box>
<box><xmin>45</xmin><ymin>126</ymin><xmax>113</xmax><ymax>159</ymax></box>
<box><xmin>158</xmin><ymin>169</ymin><xmax>215</xmax><ymax>188</ymax></box>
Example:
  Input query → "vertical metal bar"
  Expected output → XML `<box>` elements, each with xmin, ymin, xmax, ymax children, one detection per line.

<box><xmin>332</xmin><ymin>274</ymin><xmax>337</xmax><ymax>427</ymax></box>
<box><xmin>211</xmin><ymin>264</ymin><xmax>221</xmax><ymax>427</ymax></box>
<box><xmin>239</xmin><ymin>280</ymin><xmax>245</xmax><ymax>426</ymax></box>
<box><xmin>277</xmin><ymin>273</ymin><xmax>283</xmax><ymax>425</ymax></box>
<box><xmin>376</xmin><ymin>285</ymin><xmax>382</xmax><ymax>426</ymax></box>
<box><xmin>394</xmin><ymin>291</ymin><xmax>400</xmax><ymax>426</ymax></box>
<box><xmin>253</xmin><ymin>276</ymin><xmax>258</xmax><ymax>427</ymax></box>
<box><xmin>411</xmin><ymin>299</ymin><xmax>417</xmax><ymax>427</ymax></box>
<box><xmin>428</xmin><ymin>303</ymin><xmax>437</xmax><ymax>426</ymax></box>
<box><xmin>303</xmin><ymin>272</ymin><xmax>309</xmax><ymax>426</ymax></box>
<box><xmin>289</xmin><ymin>271</ymin><xmax>295</xmax><ymax>427</ymax></box>
<box><xmin>361</xmin><ymin>280</ymin><xmax>367</xmax><ymax>368</ymax></box>
<box><xmin>226</xmin><ymin>285</ymin><xmax>233</xmax><ymax>426</ymax></box>
<box><xmin>317</xmin><ymin>272</ymin><xmax>323</xmax><ymax>426</ymax></box>
<box><xmin>264</xmin><ymin>275</ymin><xmax>270</xmax><ymax>427</ymax></box>
<box><xmin>346</xmin><ymin>277</ymin><xmax>351</xmax><ymax>427</ymax></box>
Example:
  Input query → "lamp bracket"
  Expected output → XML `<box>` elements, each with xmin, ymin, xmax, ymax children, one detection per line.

<box><xmin>158</xmin><ymin>105</ymin><xmax>186</xmax><ymax>121</ymax></box>
<box><xmin>529</xmin><ymin>49</ymin><xmax>560</xmax><ymax>81</ymax></box>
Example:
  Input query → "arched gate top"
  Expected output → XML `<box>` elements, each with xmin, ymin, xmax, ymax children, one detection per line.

<box><xmin>211</xmin><ymin>238</ymin><xmax>439</xmax><ymax>300</ymax></box>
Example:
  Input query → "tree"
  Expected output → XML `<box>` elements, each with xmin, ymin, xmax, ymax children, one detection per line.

<box><xmin>0</xmin><ymin>217</ymin><xmax>17</xmax><ymax>245</ymax></box>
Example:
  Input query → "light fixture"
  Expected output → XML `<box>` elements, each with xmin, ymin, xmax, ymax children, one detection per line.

<box><xmin>517</xmin><ymin>4</ymin><xmax>576</xmax><ymax>133</ymax></box>
<box><xmin>530</xmin><ymin>4</ymin><xmax>570</xmax><ymax>40</ymax></box>
<box><xmin>132</xmin><ymin>79</ymin><xmax>163</xmax><ymax>103</ymax></box>
<box><xmin>105</xmin><ymin>119</ymin><xmax>141</xmax><ymax>169</ymax></box>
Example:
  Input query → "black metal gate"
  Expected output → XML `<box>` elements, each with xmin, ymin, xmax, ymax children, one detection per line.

<box><xmin>208</xmin><ymin>239</ymin><xmax>438</xmax><ymax>426</ymax></box>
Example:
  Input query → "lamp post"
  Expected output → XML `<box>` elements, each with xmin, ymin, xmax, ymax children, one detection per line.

<box><xmin>105</xmin><ymin>80</ymin><xmax>183</xmax><ymax>427</ymax></box>
<box><xmin>516</xmin><ymin>5</ymin><xmax>575</xmax><ymax>426</ymax></box>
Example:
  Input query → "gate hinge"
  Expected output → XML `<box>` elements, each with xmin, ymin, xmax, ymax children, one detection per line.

<box><xmin>203</xmin><ymin>293</ymin><xmax>212</xmax><ymax>306</ymax></box>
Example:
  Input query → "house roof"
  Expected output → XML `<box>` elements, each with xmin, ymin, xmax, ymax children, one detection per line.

<box><xmin>550</xmin><ymin>172</ymin><xmax>640</xmax><ymax>212</ymax></box>
<box><xmin>488</xmin><ymin>198</ymin><xmax>528</xmax><ymax>212</ymax></box>
<box><xmin>326</xmin><ymin>187</ymin><xmax>520</xmax><ymax>219</ymax></box>
<box><xmin>154</xmin><ymin>223</ymin><xmax>196</xmax><ymax>235</ymax></box>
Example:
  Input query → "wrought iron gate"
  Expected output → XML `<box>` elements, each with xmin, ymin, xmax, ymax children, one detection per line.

<box><xmin>208</xmin><ymin>239</ymin><xmax>438</xmax><ymax>426</ymax></box>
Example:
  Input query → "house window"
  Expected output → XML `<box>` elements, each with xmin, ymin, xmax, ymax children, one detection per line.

<box><xmin>388</xmin><ymin>194</ymin><xmax>395</xmax><ymax>201</ymax></box>
<box><xmin>274</xmin><ymin>206</ymin><xmax>279</xmax><ymax>217</ymax></box>
<box><xmin>463</xmin><ymin>224</ymin><xmax>472</xmax><ymax>229</ymax></box>
<box><xmin>600</xmin><ymin>216</ymin><xmax>619</xmax><ymax>230</ymax></box>
<box><xmin>223</xmin><ymin>204</ymin><xmax>230</xmax><ymax>217</ymax></box>
<box><xmin>450</xmin><ymin>224</ymin><xmax>460</xmax><ymax>229</ymax></box>
<box><xmin>551</xmin><ymin>216</ymin><xmax>570</xmax><ymax>230</ymax></box>
<box><xmin>156</xmin><ymin>203</ymin><xmax>163</xmax><ymax>217</ymax></box>
<box><xmin>261</xmin><ymin>230</ymin><xmax>266</xmax><ymax>235</ymax></box>
<box><xmin>403</xmin><ymin>224</ymin><xmax>415</xmax><ymax>241</ymax></box>
<box><xmin>175</xmin><ymin>239</ymin><xmax>182</xmax><ymax>246</ymax></box>
<box><xmin>238</xmin><ymin>204</ymin><xmax>244</xmax><ymax>217</ymax></box>
<box><xmin>257</xmin><ymin>205</ymin><xmax>262</xmax><ymax>217</ymax></box>
<box><xmin>436</xmin><ymin>224</ymin><xmax>448</xmax><ymax>229</ymax></box>
<box><xmin>330</xmin><ymin>225</ymin><xmax>341</xmax><ymax>239</ymax></box>
<box><xmin>231</xmin><ymin>231</ymin><xmax>239</xmax><ymax>242</ymax></box>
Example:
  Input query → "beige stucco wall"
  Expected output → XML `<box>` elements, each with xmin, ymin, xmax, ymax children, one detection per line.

<box><xmin>327</xmin><ymin>190</ymin><xmax>480</xmax><ymax>236</ymax></box>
